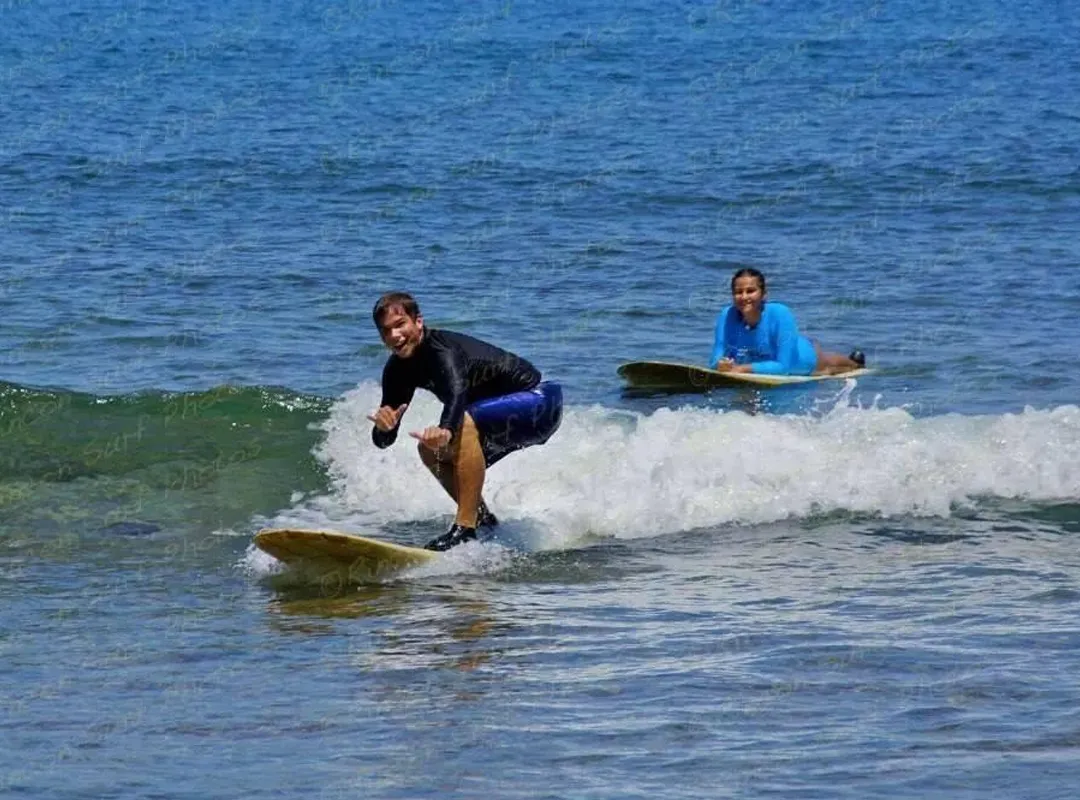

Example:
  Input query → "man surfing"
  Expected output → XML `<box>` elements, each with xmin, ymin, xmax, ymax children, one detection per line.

<box><xmin>367</xmin><ymin>292</ymin><xmax>563</xmax><ymax>551</ymax></box>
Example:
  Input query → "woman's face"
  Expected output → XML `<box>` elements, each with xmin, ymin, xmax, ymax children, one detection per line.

<box><xmin>731</xmin><ymin>275</ymin><xmax>765</xmax><ymax>317</ymax></box>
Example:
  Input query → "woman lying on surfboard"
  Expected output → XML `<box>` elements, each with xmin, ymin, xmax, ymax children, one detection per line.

<box><xmin>710</xmin><ymin>268</ymin><xmax>865</xmax><ymax>375</ymax></box>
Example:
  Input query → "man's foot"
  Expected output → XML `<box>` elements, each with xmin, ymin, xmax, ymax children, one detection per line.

<box><xmin>848</xmin><ymin>349</ymin><xmax>866</xmax><ymax>368</ymax></box>
<box><xmin>477</xmin><ymin>502</ymin><xmax>499</xmax><ymax>530</ymax></box>
<box><xmin>424</xmin><ymin>523</ymin><xmax>477</xmax><ymax>552</ymax></box>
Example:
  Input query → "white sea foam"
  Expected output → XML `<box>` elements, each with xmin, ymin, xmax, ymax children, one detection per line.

<box><xmin>260</xmin><ymin>381</ymin><xmax>1080</xmax><ymax>552</ymax></box>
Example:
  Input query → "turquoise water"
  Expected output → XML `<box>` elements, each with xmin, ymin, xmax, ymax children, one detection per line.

<box><xmin>3</xmin><ymin>1</ymin><xmax>1080</xmax><ymax>797</ymax></box>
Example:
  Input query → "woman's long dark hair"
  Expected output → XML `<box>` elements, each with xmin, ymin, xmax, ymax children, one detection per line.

<box><xmin>730</xmin><ymin>268</ymin><xmax>766</xmax><ymax>294</ymax></box>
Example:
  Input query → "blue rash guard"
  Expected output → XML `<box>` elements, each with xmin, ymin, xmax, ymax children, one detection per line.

<box><xmin>709</xmin><ymin>302</ymin><xmax>818</xmax><ymax>375</ymax></box>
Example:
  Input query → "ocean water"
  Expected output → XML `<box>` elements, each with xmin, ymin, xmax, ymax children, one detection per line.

<box><xmin>3</xmin><ymin>0</ymin><xmax>1080</xmax><ymax>797</ymax></box>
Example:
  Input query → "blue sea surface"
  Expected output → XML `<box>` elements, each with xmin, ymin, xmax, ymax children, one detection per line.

<box><xmin>2</xmin><ymin>1</ymin><xmax>1080</xmax><ymax>798</ymax></box>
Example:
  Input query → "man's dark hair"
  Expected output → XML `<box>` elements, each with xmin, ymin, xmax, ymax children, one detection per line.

<box><xmin>372</xmin><ymin>292</ymin><xmax>420</xmax><ymax>327</ymax></box>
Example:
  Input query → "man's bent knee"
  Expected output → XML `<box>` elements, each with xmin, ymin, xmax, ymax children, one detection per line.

<box><xmin>460</xmin><ymin>413</ymin><xmax>481</xmax><ymax>442</ymax></box>
<box><xmin>418</xmin><ymin>440</ymin><xmax>449</xmax><ymax>464</ymax></box>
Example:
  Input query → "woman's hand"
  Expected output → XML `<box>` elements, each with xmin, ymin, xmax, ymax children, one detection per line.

<box><xmin>714</xmin><ymin>359</ymin><xmax>751</xmax><ymax>374</ymax></box>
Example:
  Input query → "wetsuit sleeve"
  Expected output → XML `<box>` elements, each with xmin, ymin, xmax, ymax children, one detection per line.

<box><xmin>709</xmin><ymin>307</ymin><xmax>731</xmax><ymax>368</ymax></box>
<box><xmin>434</xmin><ymin>345</ymin><xmax>471</xmax><ymax>438</ymax></box>
<box><xmin>371</xmin><ymin>361</ymin><xmax>415</xmax><ymax>448</ymax></box>
<box><xmin>750</xmin><ymin>305</ymin><xmax>801</xmax><ymax>375</ymax></box>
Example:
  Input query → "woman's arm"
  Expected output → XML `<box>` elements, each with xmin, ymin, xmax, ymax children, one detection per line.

<box><xmin>709</xmin><ymin>307</ymin><xmax>731</xmax><ymax>369</ymax></box>
<box><xmin>748</xmin><ymin>304</ymin><xmax>800</xmax><ymax>374</ymax></box>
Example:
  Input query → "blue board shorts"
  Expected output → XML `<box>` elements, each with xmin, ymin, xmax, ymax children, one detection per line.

<box><xmin>466</xmin><ymin>381</ymin><xmax>563</xmax><ymax>466</ymax></box>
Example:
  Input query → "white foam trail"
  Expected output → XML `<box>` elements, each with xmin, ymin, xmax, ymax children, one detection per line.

<box><xmin>284</xmin><ymin>382</ymin><xmax>1080</xmax><ymax>548</ymax></box>
<box><xmin>238</xmin><ymin>541</ymin><xmax>285</xmax><ymax>577</ymax></box>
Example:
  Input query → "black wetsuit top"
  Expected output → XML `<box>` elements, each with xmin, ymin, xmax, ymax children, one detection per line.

<box><xmin>372</xmin><ymin>328</ymin><xmax>541</xmax><ymax>448</ymax></box>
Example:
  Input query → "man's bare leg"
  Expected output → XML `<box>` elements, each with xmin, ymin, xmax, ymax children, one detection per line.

<box><xmin>451</xmin><ymin>414</ymin><xmax>486</xmax><ymax>528</ymax></box>
<box><xmin>418</xmin><ymin>441</ymin><xmax>456</xmax><ymax>500</ymax></box>
<box><xmin>417</xmin><ymin>412</ymin><xmax>487</xmax><ymax>528</ymax></box>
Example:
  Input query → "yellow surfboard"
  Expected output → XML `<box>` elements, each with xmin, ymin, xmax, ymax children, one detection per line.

<box><xmin>254</xmin><ymin>528</ymin><xmax>437</xmax><ymax>582</ymax></box>
<box><xmin>617</xmin><ymin>360</ymin><xmax>872</xmax><ymax>390</ymax></box>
